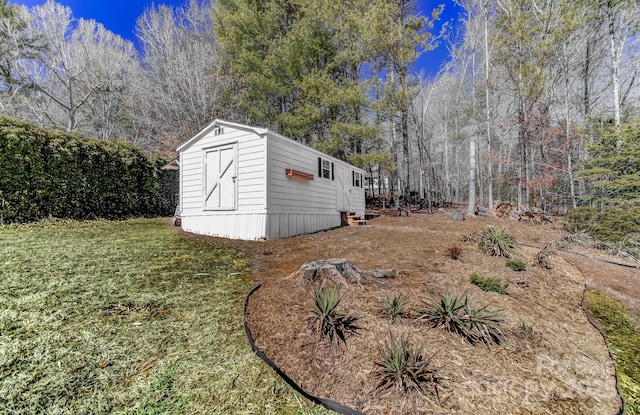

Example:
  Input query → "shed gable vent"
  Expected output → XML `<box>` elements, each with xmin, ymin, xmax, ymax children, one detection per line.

<box><xmin>213</xmin><ymin>126</ymin><xmax>224</xmax><ymax>136</ymax></box>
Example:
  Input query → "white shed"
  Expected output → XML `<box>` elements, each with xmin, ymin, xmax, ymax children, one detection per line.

<box><xmin>176</xmin><ymin>119</ymin><xmax>366</xmax><ymax>240</ymax></box>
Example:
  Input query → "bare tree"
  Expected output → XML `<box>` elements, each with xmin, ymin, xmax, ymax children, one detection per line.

<box><xmin>133</xmin><ymin>0</ymin><xmax>239</xmax><ymax>152</ymax></box>
<box><xmin>8</xmin><ymin>1</ymin><xmax>136</xmax><ymax>134</ymax></box>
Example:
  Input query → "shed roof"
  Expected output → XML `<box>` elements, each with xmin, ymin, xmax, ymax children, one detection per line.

<box><xmin>175</xmin><ymin>119</ymin><xmax>364</xmax><ymax>172</ymax></box>
<box><xmin>176</xmin><ymin>119</ymin><xmax>268</xmax><ymax>152</ymax></box>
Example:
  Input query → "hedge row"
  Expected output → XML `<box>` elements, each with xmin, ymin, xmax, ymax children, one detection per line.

<box><xmin>0</xmin><ymin>116</ymin><xmax>177</xmax><ymax>224</ymax></box>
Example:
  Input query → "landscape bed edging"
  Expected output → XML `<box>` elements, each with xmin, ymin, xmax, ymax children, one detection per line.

<box><xmin>243</xmin><ymin>283</ymin><xmax>366</xmax><ymax>415</ymax></box>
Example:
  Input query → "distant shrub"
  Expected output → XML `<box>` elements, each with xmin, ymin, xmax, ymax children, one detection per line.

<box><xmin>446</xmin><ymin>244</ymin><xmax>462</xmax><ymax>260</ymax></box>
<box><xmin>563</xmin><ymin>207</ymin><xmax>597</xmax><ymax>233</ymax></box>
<box><xmin>470</xmin><ymin>273</ymin><xmax>509</xmax><ymax>294</ymax></box>
<box><xmin>506</xmin><ymin>260</ymin><xmax>526</xmax><ymax>271</ymax></box>
<box><xmin>564</xmin><ymin>206</ymin><xmax>640</xmax><ymax>243</ymax></box>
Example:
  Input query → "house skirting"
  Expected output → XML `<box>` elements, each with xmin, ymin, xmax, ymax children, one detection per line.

<box><xmin>181</xmin><ymin>212</ymin><xmax>341</xmax><ymax>240</ymax></box>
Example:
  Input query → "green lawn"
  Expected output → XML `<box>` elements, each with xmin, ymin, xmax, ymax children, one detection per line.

<box><xmin>0</xmin><ymin>219</ymin><xmax>328</xmax><ymax>414</ymax></box>
<box><xmin>587</xmin><ymin>289</ymin><xmax>640</xmax><ymax>414</ymax></box>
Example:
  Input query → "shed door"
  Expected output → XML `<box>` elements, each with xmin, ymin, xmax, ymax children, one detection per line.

<box><xmin>336</xmin><ymin>164</ymin><xmax>351</xmax><ymax>211</ymax></box>
<box><xmin>204</xmin><ymin>143</ymin><xmax>237</xmax><ymax>210</ymax></box>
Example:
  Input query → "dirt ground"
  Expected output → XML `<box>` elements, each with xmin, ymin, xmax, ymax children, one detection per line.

<box><xmin>177</xmin><ymin>211</ymin><xmax>639</xmax><ymax>414</ymax></box>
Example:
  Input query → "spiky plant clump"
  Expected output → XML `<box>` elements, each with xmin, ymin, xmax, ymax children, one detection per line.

<box><xmin>470</xmin><ymin>273</ymin><xmax>509</xmax><ymax>294</ymax></box>
<box><xmin>478</xmin><ymin>227</ymin><xmax>517</xmax><ymax>258</ymax></box>
<box><xmin>459</xmin><ymin>231</ymin><xmax>477</xmax><ymax>243</ymax></box>
<box><xmin>383</xmin><ymin>293</ymin><xmax>409</xmax><ymax>322</ymax></box>
<box><xmin>601</xmin><ymin>237</ymin><xmax>640</xmax><ymax>262</ymax></box>
<box><xmin>420</xmin><ymin>289</ymin><xmax>469</xmax><ymax>339</ymax></box>
<box><xmin>535</xmin><ymin>246</ymin><xmax>554</xmax><ymax>269</ymax></box>
<box><xmin>374</xmin><ymin>333</ymin><xmax>441</xmax><ymax>401</ymax></box>
<box><xmin>560</xmin><ymin>229</ymin><xmax>590</xmax><ymax>247</ymax></box>
<box><xmin>463</xmin><ymin>304</ymin><xmax>503</xmax><ymax>345</ymax></box>
<box><xmin>446</xmin><ymin>244</ymin><xmax>463</xmax><ymax>260</ymax></box>
<box><xmin>420</xmin><ymin>288</ymin><xmax>503</xmax><ymax>346</ymax></box>
<box><xmin>309</xmin><ymin>286</ymin><xmax>358</xmax><ymax>346</ymax></box>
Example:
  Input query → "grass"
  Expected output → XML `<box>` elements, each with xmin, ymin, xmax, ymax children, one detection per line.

<box><xmin>0</xmin><ymin>218</ymin><xmax>329</xmax><ymax>414</ymax></box>
<box><xmin>586</xmin><ymin>289</ymin><xmax>640</xmax><ymax>414</ymax></box>
<box><xmin>470</xmin><ymin>273</ymin><xmax>509</xmax><ymax>294</ymax></box>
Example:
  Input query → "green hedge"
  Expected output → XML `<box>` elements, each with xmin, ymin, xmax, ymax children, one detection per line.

<box><xmin>0</xmin><ymin>116</ymin><xmax>177</xmax><ymax>223</ymax></box>
<box><xmin>564</xmin><ymin>205</ymin><xmax>640</xmax><ymax>242</ymax></box>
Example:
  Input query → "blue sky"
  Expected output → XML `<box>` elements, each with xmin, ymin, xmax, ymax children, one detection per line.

<box><xmin>11</xmin><ymin>0</ymin><xmax>458</xmax><ymax>77</ymax></box>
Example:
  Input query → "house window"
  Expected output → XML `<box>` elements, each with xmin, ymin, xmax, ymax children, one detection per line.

<box><xmin>353</xmin><ymin>171</ymin><xmax>363</xmax><ymax>188</ymax></box>
<box><xmin>318</xmin><ymin>157</ymin><xmax>334</xmax><ymax>180</ymax></box>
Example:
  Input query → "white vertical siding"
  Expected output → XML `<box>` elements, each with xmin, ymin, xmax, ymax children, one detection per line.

<box><xmin>182</xmin><ymin>213</ymin><xmax>267</xmax><ymax>240</ymax></box>
<box><xmin>266</xmin><ymin>213</ymin><xmax>340</xmax><ymax>239</ymax></box>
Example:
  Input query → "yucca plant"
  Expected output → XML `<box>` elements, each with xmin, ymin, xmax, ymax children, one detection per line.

<box><xmin>478</xmin><ymin>227</ymin><xmax>517</xmax><ymax>258</ymax></box>
<box><xmin>534</xmin><ymin>246</ymin><xmax>554</xmax><ymax>269</ymax></box>
<box><xmin>419</xmin><ymin>289</ymin><xmax>469</xmax><ymax>338</ymax></box>
<box><xmin>463</xmin><ymin>304</ymin><xmax>503</xmax><ymax>345</ymax></box>
<box><xmin>309</xmin><ymin>286</ymin><xmax>358</xmax><ymax>345</ymax></box>
<box><xmin>420</xmin><ymin>288</ymin><xmax>503</xmax><ymax>346</ymax></box>
<box><xmin>459</xmin><ymin>231</ymin><xmax>477</xmax><ymax>243</ymax></box>
<box><xmin>383</xmin><ymin>293</ymin><xmax>409</xmax><ymax>322</ymax></box>
<box><xmin>374</xmin><ymin>333</ymin><xmax>441</xmax><ymax>401</ymax></box>
<box><xmin>560</xmin><ymin>229</ymin><xmax>589</xmax><ymax>247</ymax></box>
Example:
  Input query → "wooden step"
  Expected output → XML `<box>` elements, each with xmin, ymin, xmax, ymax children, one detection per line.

<box><xmin>346</xmin><ymin>215</ymin><xmax>367</xmax><ymax>226</ymax></box>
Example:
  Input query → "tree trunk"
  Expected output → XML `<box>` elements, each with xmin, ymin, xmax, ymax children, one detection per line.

<box><xmin>468</xmin><ymin>137</ymin><xmax>477</xmax><ymax>215</ymax></box>
<box><xmin>564</xmin><ymin>43</ymin><xmax>577</xmax><ymax>208</ymax></box>
<box><xmin>483</xmin><ymin>4</ymin><xmax>494</xmax><ymax>209</ymax></box>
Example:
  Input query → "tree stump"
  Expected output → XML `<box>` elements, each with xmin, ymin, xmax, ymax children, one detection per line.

<box><xmin>296</xmin><ymin>258</ymin><xmax>367</xmax><ymax>289</ymax></box>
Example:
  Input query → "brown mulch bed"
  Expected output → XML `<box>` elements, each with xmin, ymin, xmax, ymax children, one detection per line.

<box><xmin>176</xmin><ymin>212</ymin><xmax>629</xmax><ymax>414</ymax></box>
